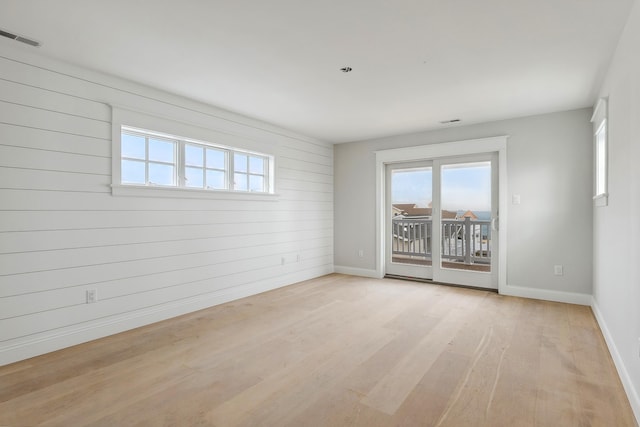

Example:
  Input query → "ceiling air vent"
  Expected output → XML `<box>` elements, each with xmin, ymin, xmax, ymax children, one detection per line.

<box><xmin>0</xmin><ymin>28</ymin><xmax>41</xmax><ymax>47</ymax></box>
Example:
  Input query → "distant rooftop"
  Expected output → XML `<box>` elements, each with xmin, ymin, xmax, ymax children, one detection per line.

<box><xmin>392</xmin><ymin>204</ymin><xmax>457</xmax><ymax>219</ymax></box>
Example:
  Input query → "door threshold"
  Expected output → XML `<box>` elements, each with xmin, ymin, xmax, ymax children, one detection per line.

<box><xmin>384</xmin><ymin>274</ymin><xmax>498</xmax><ymax>293</ymax></box>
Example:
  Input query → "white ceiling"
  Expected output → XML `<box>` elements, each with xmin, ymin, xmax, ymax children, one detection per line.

<box><xmin>1</xmin><ymin>0</ymin><xmax>634</xmax><ymax>143</ymax></box>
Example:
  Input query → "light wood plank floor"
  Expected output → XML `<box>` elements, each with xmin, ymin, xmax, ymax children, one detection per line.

<box><xmin>0</xmin><ymin>274</ymin><xmax>636</xmax><ymax>427</ymax></box>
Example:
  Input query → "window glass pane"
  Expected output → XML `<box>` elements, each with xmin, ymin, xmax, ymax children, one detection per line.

<box><xmin>149</xmin><ymin>139</ymin><xmax>175</xmax><ymax>163</ymax></box>
<box><xmin>149</xmin><ymin>163</ymin><xmax>175</xmax><ymax>186</ymax></box>
<box><xmin>234</xmin><ymin>153</ymin><xmax>248</xmax><ymax>172</ymax></box>
<box><xmin>249</xmin><ymin>156</ymin><xmax>265</xmax><ymax>174</ymax></box>
<box><xmin>121</xmin><ymin>133</ymin><xmax>145</xmax><ymax>159</ymax></box>
<box><xmin>206</xmin><ymin>170</ymin><xmax>226</xmax><ymax>189</ymax></box>
<box><xmin>185</xmin><ymin>144</ymin><xmax>204</xmax><ymax>167</ymax></box>
<box><xmin>185</xmin><ymin>166</ymin><xmax>204</xmax><ymax>188</ymax></box>
<box><xmin>249</xmin><ymin>175</ymin><xmax>264</xmax><ymax>192</ymax></box>
<box><xmin>234</xmin><ymin>173</ymin><xmax>248</xmax><ymax>191</ymax></box>
<box><xmin>596</xmin><ymin>131</ymin><xmax>606</xmax><ymax>195</ymax></box>
<box><xmin>121</xmin><ymin>159</ymin><xmax>146</xmax><ymax>184</ymax></box>
<box><xmin>207</xmin><ymin>149</ymin><xmax>226</xmax><ymax>169</ymax></box>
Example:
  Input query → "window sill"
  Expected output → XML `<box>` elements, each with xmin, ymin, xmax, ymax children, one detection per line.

<box><xmin>593</xmin><ymin>193</ymin><xmax>608</xmax><ymax>207</ymax></box>
<box><xmin>111</xmin><ymin>184</ymin><xmax>279</xmax><ymax>201</ymax></box>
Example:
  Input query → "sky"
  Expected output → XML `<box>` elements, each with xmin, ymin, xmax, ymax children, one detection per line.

<box><xmin>392</xmin><ymin>162</ymin><xmax>492</xmax><ymax>211</ymax></box>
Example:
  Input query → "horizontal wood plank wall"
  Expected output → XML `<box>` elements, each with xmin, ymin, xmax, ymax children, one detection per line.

<box><xmin>0</xmin><ymin>47</ymin><xmax>334</xmax><ymax>366</ymax></box>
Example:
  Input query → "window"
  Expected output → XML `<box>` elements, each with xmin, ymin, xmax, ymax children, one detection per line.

<box><xmin>595</xmin><ymin>119</ymin><xmax>607</xmax><ymax>196</ymax></box>
<box><xmin>119</xmin><ymin>126</ymin><xmax>273</xmax><ymax>194</ymax></box>
<box><xmin>591</xmin><ymin>98</ymin><xmax>608</xmax><ymax>207</ymax></box>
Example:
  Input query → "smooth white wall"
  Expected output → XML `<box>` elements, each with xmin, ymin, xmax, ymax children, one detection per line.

<box><xmin>335</xmin><ymin>109</ymin><xmax>593</xmax><ymax>300</ymax></box>
<box><xmin>0</xmin><ymin>43</ymin><xmax>333</xmax><ymax>366</ymax></box>
<box><xmin>592</xmin><ymin>0</ymin><xmax>640</xmax><ymax>420</ymax></box>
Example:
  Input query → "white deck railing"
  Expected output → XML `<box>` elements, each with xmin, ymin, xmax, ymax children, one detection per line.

<box><xmin>392</xmin><ymin>216</ymin><xmax>491</xmax><ymax>265</ymax></box>
<box><xmin>391</xmin><ymin>218</ymin><xmax>433</xmax><ymax>258</ymax></box>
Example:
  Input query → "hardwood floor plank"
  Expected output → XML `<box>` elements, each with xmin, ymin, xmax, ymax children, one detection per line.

<box><xmin>205</xmin><ymin>287</ymin><xmax>415</xmax><ymax>426</ymax></box>
<box><xmin>478</xmin><ymin>298</ymin><xmax>544</xmax><ymax>427</ymax></box>
<box><xmin>393</xmin><ymin>350</ymin><xmax>472</xmax><ymax>426</ymax></box>
<box><xmin>426</xmin><ymin>294</ymin><xmax>523</xmax><ymax>427</ymax></box>
<box><xmin>0</xmin><ymin>274</ymin><xmax>636</xmax><ymax>427</ymax></box>
<box><xmin>361</xmin><ymin>290</ymin><xmax>487</xmax><ymax>415</ymax></box>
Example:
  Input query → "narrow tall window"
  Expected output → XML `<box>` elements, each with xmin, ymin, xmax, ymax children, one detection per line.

<box><xmin>595</xmin><ymin>119</ymin><xmax>607</xmax><ymax>197</ymax></box>
<box><xmin>591</xmin><ymin>98</ymin><xmax>608</xmax><ymax>207</ymax></box>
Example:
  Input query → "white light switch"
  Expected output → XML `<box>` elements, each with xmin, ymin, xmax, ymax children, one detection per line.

<box><xmin>512</xmin><ymin>194</ymin><xmax>521</xmax><ymax>205</ymax></box>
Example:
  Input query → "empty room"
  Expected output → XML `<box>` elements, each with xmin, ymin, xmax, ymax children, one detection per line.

<box><xmin>1</xmin><ymin>0</ymin><xmax>639</xmax><ymax>426</ymax></box>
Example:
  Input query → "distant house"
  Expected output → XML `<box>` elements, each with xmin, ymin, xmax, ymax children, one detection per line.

<box><xmin>392</xmin><ymin>204</ymin><xmax>456</xmax><ymax>219</ymax></box>
<box><xmin>457</xmin><ymin>210</ymin><xmax>478</xmax><ymax>220</ymax></box>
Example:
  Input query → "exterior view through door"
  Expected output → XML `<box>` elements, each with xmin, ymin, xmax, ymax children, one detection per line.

<box><xmin>385</xmin><ymin>154</ymin><xmax>498</xmax><ymax>289</ymax></box>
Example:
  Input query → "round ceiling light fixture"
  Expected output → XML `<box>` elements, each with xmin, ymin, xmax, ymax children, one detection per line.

<box><xmin>340</xmin><ymin>67</ymin><xmax>353</xmax><ymax>73</ymax></box>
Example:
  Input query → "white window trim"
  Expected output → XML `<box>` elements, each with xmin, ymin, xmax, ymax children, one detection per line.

<box><xmin>591</xmin><ymin>98</ymin><xmax>608</xmax><ymax>207</ymax></box>
<box><xmin>111</xmin><ymin>106</ymin><xmax>278</xmax><ymax>201</ymax></box>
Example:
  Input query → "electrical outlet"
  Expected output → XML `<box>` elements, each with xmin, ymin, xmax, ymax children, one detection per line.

<box><xmin>553</xmin><ymin>265</ymin><xmax>564</xmax><ymax>276</ymax></box>
<box><xmin>86</xmin><ymin>289</ymin><xmax>97</xmax><ymax>304</ymax></box>
<box><xmin>358</xmin><ymin>249</ymin><xmax>364</xmax><ymax>257</ymax></box>
<box><xmin>512</xmin><ymin>194</ymin><xmax>521</xmax><ymax>205</ymax></box>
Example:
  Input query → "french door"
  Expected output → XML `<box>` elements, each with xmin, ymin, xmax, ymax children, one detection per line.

<box><xmin>385</xmin><ymin>153</ymin><xmax>499</xmax><ymax>289</ymax></box>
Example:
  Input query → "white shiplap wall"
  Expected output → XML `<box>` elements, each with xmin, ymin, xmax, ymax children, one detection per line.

<box><xmin>0</xmin><ymin>44</ymin><xmax>333</xmax><ymax>366</ymax></box>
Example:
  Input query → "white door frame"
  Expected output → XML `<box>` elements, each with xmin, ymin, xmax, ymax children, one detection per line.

<box><xmin>385</xmin><ymin>160</ymin><xmax>434</xmax><ymax>279</ymax></box>
<box><xmin>375</xmin><ymin>136</ymin><xmax>508</xmax><ymax>293</ymax></box>
<box><xmin>431</xmin><ymin>153</ymin><xmax>498</xmax><ymax>289</ymax></box>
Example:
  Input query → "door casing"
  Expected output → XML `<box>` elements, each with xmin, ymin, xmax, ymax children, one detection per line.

<box><xmin>375</xmin><ymin>136</ymin><xmax>508</xmax><ymax>293</ymax></box>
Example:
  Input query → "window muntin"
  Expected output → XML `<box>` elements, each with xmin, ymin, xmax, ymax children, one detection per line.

<box><xmin>120</xmin><ymin>127</ymin><xmax>272</xmax><ymax>194</ymax></box>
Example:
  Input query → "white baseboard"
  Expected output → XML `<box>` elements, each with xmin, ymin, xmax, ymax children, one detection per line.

<box><xmin>0</xmin><ymin>267</ymin><xmax>332</xmax><ymax>367</ymax></box>
<box><xmin>334</xmin><ymin>265</ymin><xmax>382</xmax><ymax>279</ymax></box>
<box><xmin>591</xmin><ymin>298</ymin><xmax>640</xmax><ymax>425</ymax></box>
<box><xmin>499</xmin><ymin>284</ymin><xmax>591</xmax><ymax>305</ymax></box>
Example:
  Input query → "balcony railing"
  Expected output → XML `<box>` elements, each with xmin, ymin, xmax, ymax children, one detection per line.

<box><xmin>392</xmin><ymin>216</ymin><xmax>491</xmax><ymax>266</ymax></box>
<box><xmin>441</xmin><ymin>217</ymin><xmax>491</xmax><ymax>265</ymax></box>
<box><xmin>391</xmin><ymin>218</ymin><xmax>433</xmax><ymax>258</ymax></box>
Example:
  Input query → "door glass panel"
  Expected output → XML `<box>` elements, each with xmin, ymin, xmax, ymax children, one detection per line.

<box><xmin>440</xmin><ymin>161</ymin><xmax>492</xmax><ymax>272</ymax></box>
<box><xmin>390</xmin><ymin>167</ymin><xmax>433</xmax><ymax>266</ymax></box>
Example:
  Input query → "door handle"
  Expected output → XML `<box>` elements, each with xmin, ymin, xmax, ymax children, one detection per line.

<box><xmin>491</xmin><ymin>217</ymin><xmax>498</xmax><ymax>231</ymax></box>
